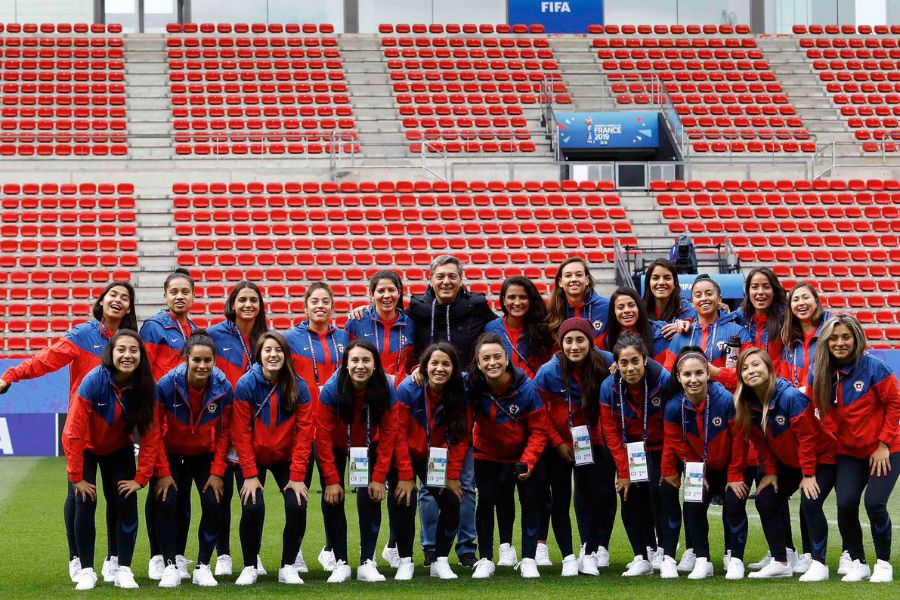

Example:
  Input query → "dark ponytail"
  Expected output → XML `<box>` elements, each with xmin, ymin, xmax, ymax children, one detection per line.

<box><xmin>181</xmin><ymin>329</ymin><xmax>216</xmax><ymax>359</ymax></box>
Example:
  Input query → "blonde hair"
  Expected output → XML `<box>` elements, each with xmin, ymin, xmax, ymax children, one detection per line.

<box><xmin>810</xmin><ymin>314</ymin><xmax>867</xmax><ymax>418</ymax></box>
<box><xmin>781</xmin><ymin>282</ymin><xmax>825</xmax><ymax>349</ymax></box>
<box><xmin>733</xmin><ymin>347</ymin><xmax>776</xmax><ymax>437</ymax></box>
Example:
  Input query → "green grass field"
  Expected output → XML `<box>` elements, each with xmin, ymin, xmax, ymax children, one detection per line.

<box><xmin>0</xmin><ymin>457</ymin><xmax>897</xmax><ymax>598</ymax></box>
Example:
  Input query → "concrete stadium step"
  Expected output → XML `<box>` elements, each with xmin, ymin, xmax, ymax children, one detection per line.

<box><xmin>124</xmin><ymin>34</ymin><xmax>172</xmax><ymax>161</ymax></box>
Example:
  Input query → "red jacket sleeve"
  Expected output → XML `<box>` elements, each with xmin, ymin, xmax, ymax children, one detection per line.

<box><xmin>875</xmin><ymin>373</ymin><xmax>900</xmax><ymax>449</ymax></box>
<box><xmin>791</xmin><ymin>404</ymin><xmax>821</xmax><ymax>477</ymax></box>
<box><xmin>230</xmin><ymin>397</ymin><xmax>258</xmax><ymax>478</ymax></box>
<box><xmin>600</xmin><ymin>402</ymin><xmax>629</xmax><ymax>479</ymax></box>
<box><xmin>315</xmin><ymin>401</ymin><xmax>342</xmax><ymax>486</ymax></box>
<box><xmin>372</xmin><ymin>403</ymin><xmax>397</xmax><ymax>484</ymax></box>
<box><xmin>749</xmin><ymin>425</ymin><xmax>777</xmax><ymax>476</ymax></box>
<box><xmin>62</xmin><ymin>394</ymin><xmax>91</xmax><ymax>483</ymax></box>
<box><xmin>289</xmin><ymin>400</ymin><xmax>315</xmax><ymax>482</ymax></box>
<box><xmin>727</xmin><ymin>419</ymin><xmax>747</xmax><ymax>483</ymax></box>
<box><xmin>135</xmin><ymin>411</ymin><xmax>163</xmax><ymax>487</ymax></box>
<box><xmin>661</xmin><ymin>420</ymin><xmax>683</xmax><ymax>478</ymax></box>
<box><xmin>2</xmin><ymin>337</ymin><xmax>80</xmax><ymax>383</ymax></box>
<box><xmin>662</xmin><ymin>349</ymin><xmax>676</xmax><ymax>373</ymax></box>
<box><xmin>210</xmin><ymin>402</ymin><xmax>232</xmax><ymax>478</ymax></box>
<box><xmin>393</xmin><ymin>401</ymin><xmax>415</xmax><ymax>481</ymax></box>
<box><xmin>519</xmin><ymin>406</ymin><xmax>549</xmax><ymax>470</ymax></box>
<box><xmin>539</xmin><ymin>388</ymin><xmax>566</xmax><ymax>448</ymax></box>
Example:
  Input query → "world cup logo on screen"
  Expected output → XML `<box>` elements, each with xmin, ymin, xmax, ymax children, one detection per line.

<box><xmin>585</xmin><ymin>117</ymin><xmax>593</xmax><ymax>144</ymax></box>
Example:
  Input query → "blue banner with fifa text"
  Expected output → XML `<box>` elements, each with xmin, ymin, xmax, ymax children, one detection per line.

<box><xmin>556</xmin><ymin>111</ymin><xmax>660</xmax><ymax>150</ymax></box>
<box><xmin>0</xmin><ymin>359</ymin><xmax>70</xmax><ymax>414</ymax></box>
<box><xmin>507</xmin><ymin>0</ymin><xmax>603</xmax><ymax>34</ymax></box>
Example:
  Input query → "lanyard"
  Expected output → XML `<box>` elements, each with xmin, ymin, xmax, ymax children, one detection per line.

<box><xmin>689</xmin><ymin>320</ymin><xmax>718</xmax><ymax>359</ymax></box>
<box><xmin>305</xmin><ymin>327</ymin><xmax>336</xmax><ymax>386</ymax></box>
<box><xmin>252</xmin><ymin>384</ymin><xmax>278</xmax><ymax>424</ymax></box>
<box><xmin>168</xmin><ymin>312</ymin><xmax>192</xmax><ymax>346</ymax></box>
<box><xmin>423</xmin><ymin>384</ymin><xmax>434</xmax><ymax>451</ymax></box>
<box><xmin>489</xmin><ymin>392</ymin><xmax>519</xmax><ymax>423</ymax></box>
<box><xmin>347</xmin><ymin>399</ymin><xmax>372</xmax><ymax>451</ymax></box>
<box><xmin>372</xmin><ymin>316</ymin><xmax>404</xmax><ymax>373</ymax></box>
<box><xmin>183</xmin><ymin>377</ymin><xmax>213</xmax><ymax>433</ymax></box>
<box><xmin>430</xmin><ymin>300</ymin><xmax>451</xmax><ymax>344</ymax></box>
<box><xmin>617</xmin><ymin>378</ymin><xmax>649</xmax><ymax>445</ymax></box>
<box><xmin>681</xmin><ymin>394</ymin><xmax>711</xmax><ymax>461</ymax></box>
<box><xmin>790</xmin><ymin>342</ymin><xmax>804</xmax><ymax>387</ymax></box>
<box><xmin>503</xmin><ymin>323</ymin><xmax>535</xmax><ymax>378</ymax></box>
<box><xmin>570</xmin><ymin>298</ymin><xmax>592</xmax><ymax>322</ymax></box>
<box><xmin>235</xmin><ymin>324</ymin><xmax>253</xmax><ymax>373</ymax></box>
<box><xmin>99</xmin><ymin>320</ymin><xmax>114</xmax><ymax>341</ymax></box>
<box><xmin>563</xmin><ymin>379</ymin><xmax>575</xmax><ymax>429</ymax></box>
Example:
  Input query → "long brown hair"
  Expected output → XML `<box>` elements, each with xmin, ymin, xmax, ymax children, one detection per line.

<box><xmin>546</xmin><ymin>257</ymin><xmax>595</xmax><ymax>334</ymax></box>
<box><xmin>253</xmin><ymin>331</ymin><xmax>301</xmax><ymax>412</ymax></box>
<box><xmin>418</xmin><ymin>342</ymin><xmax>469</xmax><ymax>445</ymax></box>
<box><xmin>100</xmin><ymin>330</ymin><xmax>156</xmax><ymax>435</ymax></box>
<box><xmin>740</xmin><ymin>267</ymin><xmax>786</xmax><ymax>342</ymax></box>
<box><xmin>733</xmin><ymin>347</ymin><xmax>776</xmax><ymax>437</ymax></box>
<box><xmin>781</xmin><ymin>282</ymin><xmax>825</xmax><ymax>349</ymax></box>
<box><xmin>224</xmin><ymin>280</ymin><xmax>268</xmax><ymax>351</ymax></box>
<box><xmin>641</xmin><ymin>258</ymin><xmax>684</xmax><ymax>322</ymax></box>
<box><xmin>810</xmin><ymin>314</ymin><xmax>867</xmax><ymax>418</ymax></box>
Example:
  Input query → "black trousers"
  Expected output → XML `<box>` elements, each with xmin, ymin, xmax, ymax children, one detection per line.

<box><xmin>620</xmin><ymin>449</ymin><xmax>663</xmax><ymax>558</ymax></box>
<box><xmin>73</xmin><ymin>446</ymin><xmax>138</xmax><ymax>570</ymax></box>
<box><xmin>66</xmin><ymin>479</ymin><xmax>117</xmax><ymax>560</ymax></box>
<box><xmin>474</xmin><ymin>458</ymin><xmax>545</xmax><ymax>561</ymax></box>
<box><xmin>236</xmin><ymin>461</ymin><xmax>308</xmax><ymax>568</ymax></box>
<box><xmin>151</xmin><ymin>453</ymin><xmax>221</xmax><ymax>566</ymax></box>
<box><xmin>834</xmin><ymin>452</ymin><xmax>900</xmax><ymax>562</ymax></box>
<box><xmin>754</xmin><ymin>462</ymin><xmax>803</xmax><ymax>562</ymax></box>
<box><xmin>535</xmin><ymin>448</ymin><xmax>574</xmax><ymax>557</ymax></box>
<box><xmin>318</xmin><ymin>445</ymin><xmax>382</xmax><ymax>564</ymax></box>
<box><xmin>390</xmin><ymin>459</ymin><xmax>461</xmax><ymax>559</ymax></box>
<box><xmin>216</xmin><ymin>463</ymin><xmax>236</xmax><ymax>556</ymax></box>
<box><xmin>682</xmin><ymin>467</ymin><xmax>753</xmax><ymax>560</ymax></box>
<box><xmin>573</xmin><ymin>444</ymin><xmax>618</xmax><ymax>553</ymax></box>
<box><xmin>798</xmin><ymin>463</ymin><xmax>836</xmax><ymax>563</ymax></box>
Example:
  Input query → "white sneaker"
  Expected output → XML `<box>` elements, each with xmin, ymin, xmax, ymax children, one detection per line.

<box><xmin>234</xmin><ymin>566</ymin><xmax>258</xmax><ymax>586</ymax></box>
<box><xmin>148</xmin><ymin>555</ymin><xmax>164</xmax><ymax>580</ymax></box>
<box><xmin>382</xmin><ymin>543</ymin><xmax>401</xmax><ymax>569</ymax></box>
<box><xmin>799</xmin><ymin>560</ymin><xmax>829</xmax><ymax>582</ymax></box>
<box><xmin>786</xmin><ymin>547</ymin><xmax>799</xmax><ymax>569</ymax></box>
<box><xmin>579</xmin><ymin>552</ymin><xmax>600</xmax><ymax>576</ymax></box>
<box><xmin>623</xmin><ymin>556</ymin><xmax>653</xmax><ymax>577</ymax></box>
<box><xmin>430</xmin><ymin>556</ymin><xmax>457</xmax><ymax>579</ymax></box>
<box><xmin>677</xmin><ymin>548</ymin><xmax>696</xmax><ymax>572</ymax></box>
<box><xmin>535</xmin><ymin>542</ymin><xmax>553</xmax><ymax>566</ymax></box>
<box><xmin>577</xmin><ymin>543</ymin><xmax>586</xmax><ymax>563</ymax></box>
<box><xmin>292</xmin><ymin>548</ymin><xmax>308</xmax><ymax>573</ymax></box>
<box><xmin>159</xmin><ymin>564</ymin><xmax>181</xmax><ymax>588</ymax></box>
<box><xmin>395</xmin><ymin>557</ymin><xmax>415</xmax><ymax>580</ymax></box>
<box><xmin>561</xmin><ymin>554</ymin><xmax>578</xmax><ymax>577</ymax></box>
<box><xmin>69</xmin><ymin>557</ymin><xmax>82</xmax><ymax>582</ymax></box>
<box><xmin>497</xmin><ymin>543</ymin><xmax>517</xmax><ymax>567</ymax></box>
<box><xmin>471</xmin><ymin>558</ymin><xmax>495</xmax><ymax>579</ymax></box>
<box><xmin>192</xmin><ymin>564</ymin><xmax>218</xmax><ymax>587</ymax></box>
<box><xmin>660</xmin><ymin>555</ymin><xmax>679</xmax><ymax>579</ymax></box>
<box><xmin>725</xmin><ymin>557</ymin><xmax>745</xmax><ymax>580</ymax></box>
<box><xmin>650</xmin><ymin>547</ymin><xmax>663</xmax><ymax>570</ymax></box>
<box><xmin>595</xmin><ymin>546</ymin><xmax>610</xmax><ymax>567</ymax></box>
<box><xmin>749</xmin><ymin>551</ymin><xmax>772</xmax><ymax>570</ymax></box>
<box><xmin>255</xmin><ymin>555</ymin><xmax>267</xmax><ymax>576</ymax></box>
<box><xmin>318</xmin><ymin>546</ymin><xmax>336</xmax><ymax>572</ymax></box>
<box><xmin>357</xmin><ymin>559</ymin><xmax>386</xmax><ymax>582</ymax></box>
<box><xmin>837</xmin><ymin>550</ymin><xmax>852</xmax><ymax>575</ymax></box>
<box><xmin>749</xmin><ymin>560</ymin><xmax>793</xmax><ymax>579</ymax></box>
<box><xmin>723</xmin><ymin>549</ymin><xmax>732</xmax><ymax>570</ymax></box>
<box><xmin>175</xmin><ymin>555</ymin><xmax>191</xmax><ymax>579</ymax></box>
<box><xmin>75</xmin><ymin>568</ymin><xmax>98</xmax><ymax>591</ymax></box>
<box><xmin>793</xmin><ymin>552</ymin><xmax>812</xmax><ymax>574</ymax></box>
<box><xmin>278</xmin><ymin>565</ymin><xmax>304</xmax><ymax>585</ymax></box>
<box><xmin>114</xmin><ymin>566</ymin><xmax>138</xmax><ymax>589</ymax></box>
<box><xmin>841</xmin><ymin>559</ymin><xmax>871</xmax><ymax>582</ymax></box>
<box><xmin>214</xmin><ymin>554</ymin><xmax>232</xmax><ymax>576</ymax></box>
<box><xmin>870</xmin><ymin>559</ymin><xmax>893</xmax><ymax>583</ymax></box>
<box><xmin>327</xmin><ymin>560</ymin><xmax>351</xmax><ymax>583</ymax></box>
<box><xmin>516</xmin><ymin>558</ymin><xmax>540</xmax><ymax>579</ymax></box>
<box><xmin>687</xmin><ymin>557</ymin><xmax>714</xmax><ymax>580</ymax></box>
<box><xmin>102</xmin><ymin>556</ymin><xmax>119</xmax><ymax>583</ymax></box>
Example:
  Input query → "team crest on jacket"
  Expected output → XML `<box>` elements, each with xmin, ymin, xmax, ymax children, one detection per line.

<box><xmin>775</xmin><ymin>415</ymin><xmax>786</xmax><ymax>426</ymax></box>
<box><xmin>207</xmin><ymin>403</ymin><xmax>217</xmax><ymax>413</ymax></box>
<box><xmin>853</xmin><ymin>381</ymin><xmax>864</xmax><ymax>392</ymax></box>
<box><xmin>592</xmin><ymin>320</ymin><xmax>603</xmax><ymax>331</ymax></box>
<box><xmin>335</xmin><ymin>342</ymin><xmax>345</xmax><ymax>353</ymax></box>
<box><xmin>651</xmin><ymin>396</ymin><xmax>661</xmax><ymax>407</ymax></box>
<box><xmin>508</xmin><ymin>404</ymin><xmax>520</xmax><ymax>415</ymax></box>
<box><xmin>712</xmin><ymin>416</ymin><xmax>723</xmax><ymax>427</ymax></box>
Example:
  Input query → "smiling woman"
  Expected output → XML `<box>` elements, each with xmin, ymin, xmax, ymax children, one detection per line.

<box><xmin>140</xmin><ymin>268</ymin><xmax>198</xmax><ymax>381</ymax></box>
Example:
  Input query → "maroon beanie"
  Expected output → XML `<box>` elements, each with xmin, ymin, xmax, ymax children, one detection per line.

<box><xmin>558</xmin><ymin>318</ymin><xmax>595</xmax><ymax>345</ymax></box>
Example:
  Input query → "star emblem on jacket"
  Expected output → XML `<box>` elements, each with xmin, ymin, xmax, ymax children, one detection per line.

<box><xmin>853</xmin><ymin>380</ymin><xmax>864</xmax><ymax>392</ymax></box>
<box><xmin>592</xmin><ymin>320</ymin><xmax>603</xmax><ymax>331</ymax></box>
<box><xmin>651</xmin><ymin>396</ymin><xmax>661</xmax><ymax>407</ymax></box>
<box><xmin>207</xmin><ymin>403</ymin><xmax>217</xmax><ymax>413</ymax></box>
<box><xmin>712</xmin><ymin>416</ymin><xmax>723</xmax><ymax>427</ymax></box>
<box><xmin>508</xmin><ymin>404</ymin><xmax>520</xmax><ymax>415</ymax></box>
<box><xmin>775</xmin><ymin>415</ymin><xmax>786</xmax><ymax>426</ymax></box>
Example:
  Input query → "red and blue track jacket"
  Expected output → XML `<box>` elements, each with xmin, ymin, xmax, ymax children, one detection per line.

<box><xmin>809</xmin><ymin>353</ymin><xmax>900</xmax><ymax>459</ymax></box>
<box><xmin>284</xmin><ymin>321</ymin><xmax>349</xmax><ymax>401</ymax></box>
<box><xmin>534</xmin><ymin>351</ymin><xmax>613</xmax><ymax>449</ymax></box>
<box><xmin>155</xmin><ymin>363</ymin><xmax>233</xmax><ymax>477</ymax></box>
<box><xmin>207</xmin><ymin>320</ymin><xmax>254</xmax><ymax>389</ymax></box>
<box><xmin>484</xmin><ymin>317</ymin><xmax>549</xmax><ymax>379</ymax></box>
<box><xmin>732</xmin><ymin>308</ymin><xmax>785</xmax><ymax>368</ymax></box>
<box><xmin>662</xmin><ymin>312</ymin><xmax>752</xmax><ymax>391</ymax></box>
<box><xmin>231</xmin><ymin>363</ymin><xmax>314</xmax><ymax>481</ymax></box>
<box><xmin>652</xmin><ymin>297</ymin><xmax>697</xmax><ymax>323</ymax></box>
<box><xmin>345</xmin><ymin>308</ymin><xmax>416</xmax><ymax>377</ymax></box>
<box><xmin>140</xmin><ymin>309</ymin><xmax>197</xmax><ymax>381</ymax></box>
<box><xmin>62</xmin><ymin>364</ymin><xmax>164</xmax><ymax>485</ymax></box>
<box><xmin>662</xmin><ymin>381</ymin><xmax>745</xmax><ymax>482</ymax></box>
<box><xmin>393</xmin><ymin>376</ymin><xmax>471</xmax><ymax>481</ymax></box>
<box><xmin>746</xmin><ymin>378</ymin><xmax>836</xmax><ymax>477</ymax></box>
<box><xmin>316</xmin><ymin>371</ymin><xmax>397</xmax><ymax>486</ymax></box>
<box><xmin>469</xmin><ymin>368</ymin><xmax>549</xmax><ymax>469</ymax></box>
<box><xmin>598</xmin><ymin>320</ymin><xmax>669</xmax><ymax>363</ymax></box>
<box><xmin>599</xmin><ymin>360</ymin><xmax>671</xmax><ymax>479</ymax></box>
<box><xmin>563</xmin><ymin>290</ymin><xmax>610</xmax><ymax>338</ymax></box>
<box><xmin>778</xmin><ymin>311</ymin><xmax>830</xmax><ymax>392</ymax></box>
<box><xmin>1</xmin><ymin>319</ymin><xmax>114</xmax><ymax>411</ymax></box>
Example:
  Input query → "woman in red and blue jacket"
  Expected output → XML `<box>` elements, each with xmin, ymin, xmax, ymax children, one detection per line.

<box><xmin>140</xmin><ymin>268</ymin><xmax>198</xmax><ymax>381</ymax></box>
<box><xmin>732</xmin><ymin>268</ymin><xmax>786</xmax><ymax>367</ymax></box>
<box><xmin>600</xmin><ymin>287</ymin><xmax>669</xmax><ymax>363</ymax></box>
<box><xmin>778</xmin><ymin>282</ymin><xmax>828</xmax><ymax>395</ymax></box>
<box><xmin>659</xmin><ymin>347</ymin><xmax>750</xmax><ymax>580</ymax></box>
<box><xmin>534</xmin><ymin>318</ymin><xmax>615</xmax><ymax>577</ymax></box>
<box><xmin>230</xmin><ymin>331</ymin><xmax>314</xmax><ymax>586</ymax></box>
<box><xmin>0</xmin><ymin>281</ymin><xmax>136</xmax><ymax>582</ymax></box>
<box><xmin>316</xmin><ymin>340</ymin><xmax>397</xmax><ymax>583</ymax></box>
<box><xmin>206</xmin><ymin>280</ymin><xmax>269</xmax><ymax>575</ymax></box>
<box><xmin>150</xmin><ymin>331</ymin><xmax>234</xmax><ymax>588</ymax></box>
<box><xmin>62</xmin><ymin>330</ymin><xmax>163</xmax><ymax>590</ymax></box>
<box><xmin>640</xmin><ymin>259</ymin><xmax>697</xmax><ymax>341</ymax></box>
<box><xmin>485</xmin><ymin>276</ymin><xmax>555</xmax><ymax>379</ymax></box>
<box><xmin>599</xmin><ymin>333</ymin><xmax>670</xmax><ymax>576</ymax></box>
<box><xmin>734</xmin><ymin>347</ymin><xmax>837</xmax><ymax>581</ymax></box>
<box><xmin>662</xmin><ymin>275</ymin><xmax>752</xmax><ymax>391</ymax></box>
<box><xmin>809</xmin><ymin>314</ymin><xmax>900</xmax><ymax>584</ymax></box>
<box><xmin>391</xmin><ymin>342</ymin><xmax>471</xmax><ymax>579</ymax></box>
<box><xmin>468</xmin><ymin>332</ymin><xmax>549</xmax><ymax>579</ymax></box>
<box><xmin>546</xmin><ymin>257</ymin><xmax>610</xmax><ymax>340</ymax></box>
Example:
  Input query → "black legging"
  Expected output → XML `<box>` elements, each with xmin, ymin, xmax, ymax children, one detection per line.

<box><xmin>535</xmin><ymin>448</ymin><xmax>574</xmax><ymax>557</ymax></box>
<box><xmin>474</xmin><ymin>458</ymin><xmax>544</xmax><ymax>561</ymax></box>
<box><xmin>236</xmin><ymin>461</ymin><xmax>308</xmax><ymax>568</ymax></box>
<box><xmin>834</xmin><ymin>452</ymin><xmax>900</xmax><ymax>562</ymax></box>
<box><xmin>216</xmin><ymin>463</ymin><xmax>236</xmax><ymax>557</ymax></box>
<box><xmin>73</xmin><ymin>446</ymin><xmax>139</xmax><ymax>570</ymax></box>
<box><xmin>682</xmin><ymin>467</ymin><xmax>752</xmax><ymax>560</ymax></box>
<box><xmin>573</xmin><ymin>444</ymin><xmax>618</xmax><ymax>553</ymax></box>
<box><xmin>754</xmin><ymin>463</ymin><xmax>803</xmax><ymax>562</ymax></box>
<box><xmin>390</xmin><ymin>460</ymin><xmax>461</xmax><ymax>559</ymax></box>
<box><xmin>799</xmin><ymin>463</ymin><xmax>836</xmax><ymax>563</ymax></box>
<box><xmin>153</xmin><ymin>453</ymin><xmax>221</xmax><ymax>566</ymax></box>
<box><xmin>66</xmin><ymin>480</ymin><xmax>118</xmax><ymax>560</ymax></box>
<box><xmin>620</xmin><ymin>449</ymin><xmax>662</xmax><ymax>559</ymax></box>
<box><xmin>318</xmin><ymin>445</ymin><xmax>383</xmax><ymax>564</ymax></box>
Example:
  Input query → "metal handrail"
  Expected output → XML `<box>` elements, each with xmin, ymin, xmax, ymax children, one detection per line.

<box><xmin>613</xmin><ymin>239</ymin><xmax>636</xmax><ymax>289</ymax></box>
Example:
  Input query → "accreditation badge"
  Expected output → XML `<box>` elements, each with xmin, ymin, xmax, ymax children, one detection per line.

<box><xmin>626</xmin><ymin>441</ymin><xmax>649</xmax><ymax>483</ymax></box>
<box><xmin>348</xmin><ymin>447</ymin><xmax>369</xmax><ymax>488</ymax></box>
<box><xmin>570</xmin><ymin>425</ymin><xmax>594</xmax><ymax>466</ymax></box>
<box><xmin>426</xmin><ymin>447</ymin><xmax>448</xmax><ymax>488</ymax></box>
<box><xmin>684</xmin><ymin>461</ymin><xmax>705</xmax><ymax>503</ymax></box>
